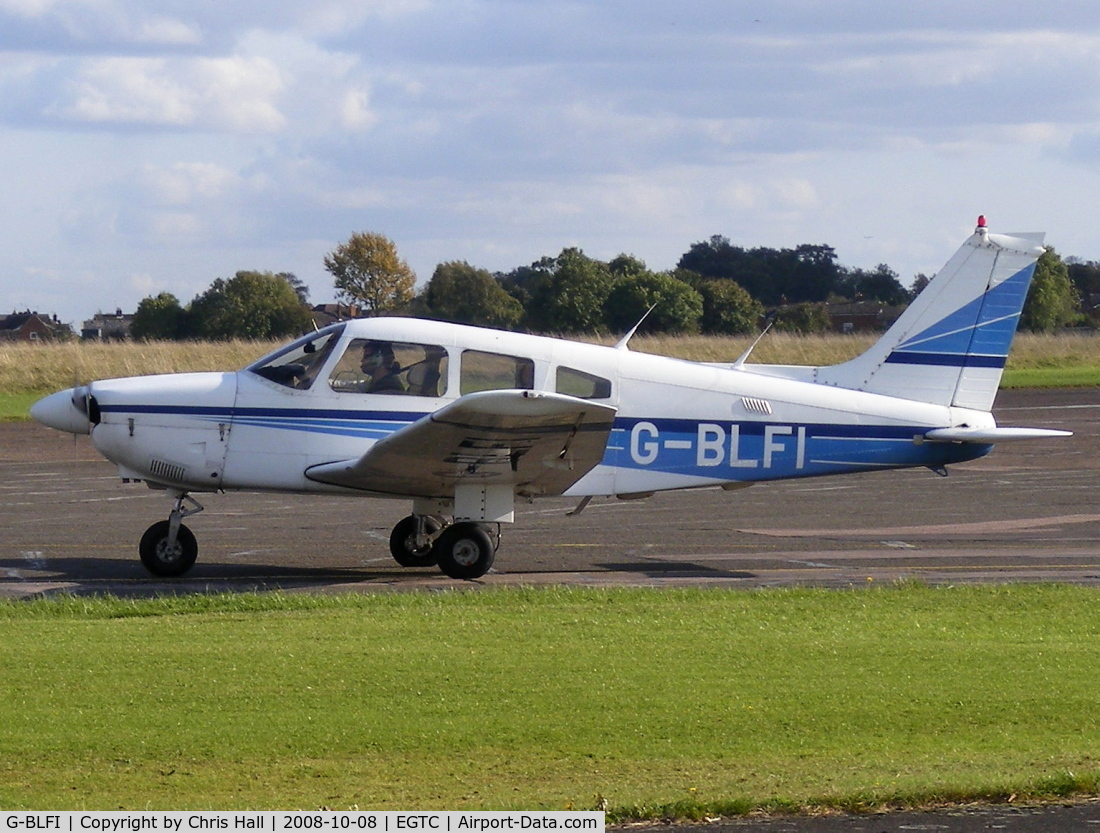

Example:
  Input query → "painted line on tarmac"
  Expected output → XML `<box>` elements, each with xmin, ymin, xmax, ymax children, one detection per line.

<box><xmin>741</xmin><ymin>513</ymin><xmax>1100</xmax><ymax>538</ymax></box>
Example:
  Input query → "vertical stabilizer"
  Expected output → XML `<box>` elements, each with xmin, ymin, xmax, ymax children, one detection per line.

<box><xmin>816</xmin><ymin>221</ymin><xmax>1045</xmax><ymax>411</ymax></box>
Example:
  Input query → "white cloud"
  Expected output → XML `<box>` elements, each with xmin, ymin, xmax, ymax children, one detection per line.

<box><xmin>340</xmin><ymin>88</ymin><xmax>376</xmax><ymax>131</ymax></box>
<box><xmin>56</xmin><ymin>54</ymin><xmax>285</xmax><ymax>130</ymax></box>
<box><xmin>131</xmin><ymin>15</ymin><xmax>201</xmax><ymax>46</ymax></box>
<box><xmin>1</xmin><ymin>0</ymin><xmax>202</xmax><ymax>46</ymax></box>
<box><xmin>141</xmin><ymin>162</ymin><xmax>241</xmax><ymax>205</ymax></box>
<box><xmin>4</xmin><ymin>0</ymin><xmax>1100</xmax><ymax>323</ymax></box>
<box><xmin>0</xmin><ymin>0</ymin><xmax>56</xmax><ymax>16</ymax></box>
<box><xmin>61</xmin><ymin>58</ymin><xmax>193</xmax><ymax>125</ymax></box>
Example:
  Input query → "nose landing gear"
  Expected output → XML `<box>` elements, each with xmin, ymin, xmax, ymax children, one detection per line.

<box><xmin>138</xmin><ymin>494</ymin><xmax>204</xmax><ymax>577</ymax></box>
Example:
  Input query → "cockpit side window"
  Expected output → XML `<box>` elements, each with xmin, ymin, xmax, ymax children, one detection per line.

<box><xmin>246</xmin><ymin>326</ymin><xmax>343</xmax><ymax>390</ymax></box>
<box><xmin>329</xmin><ymin>339</ymin><xmax>449</xmax><ymax>397</ymax></box>
<box><xmin>460</xmin><ymin>350</ymin><xmax>535</xmax><ymax>394</ymax></box>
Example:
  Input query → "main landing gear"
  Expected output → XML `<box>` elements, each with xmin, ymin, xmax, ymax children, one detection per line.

<box><xmin>138</xmin><ymin>493</ymin><xmax>204</xmax><ymax>577</ymax></box>
<box><xmin>134</xmin><ymin>496</ymin><xmax>499</xmax><ymax>581</ymax></box>
<box><xmin>389</xmin><ymin>515</ymin><xmax>499</xmax><ymax>580</ymax></box>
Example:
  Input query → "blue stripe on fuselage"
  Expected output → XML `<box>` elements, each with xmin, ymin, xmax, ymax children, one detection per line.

<box><xmin>607</xmin><ymin>417</ymin><xmax>990</xmax><ymax>480</ymax></box>
<box><xmin>98</xmin><ymin>404</ymin><xmax>989</xmax><ymax>480</ymax></box>
<box><xmin>97</xmin><ymin>403</ymin><xmax>424</xmax><ymax>441</ymax></box>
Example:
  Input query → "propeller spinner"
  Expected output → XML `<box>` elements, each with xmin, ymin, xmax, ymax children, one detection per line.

<box><xmin>30</xmin><ymin>385</ymin><xmax>96</xmax><ymax>435</ymax></box>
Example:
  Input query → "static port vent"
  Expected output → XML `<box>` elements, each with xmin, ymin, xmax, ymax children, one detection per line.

<box><xmin>149</xmin><ymin>459</ymin><xmax>186</xmax><ymax>483</ymax></box>
<box><xmin>741</xmin><ymin>397</ymin><xmax>773</xmax><ymax>415</ymax></box>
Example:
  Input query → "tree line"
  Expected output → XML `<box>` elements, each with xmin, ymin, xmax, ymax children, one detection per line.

<box><xmin>131</xmin><ymin>230</ymin><xmax>1087</xmax><ymax>341</ymax></box>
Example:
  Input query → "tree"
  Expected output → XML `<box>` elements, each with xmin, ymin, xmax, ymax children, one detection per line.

<box><xmin>1021</xmin><ymin>247</ymin><xmax>1080</xmax><ymax>331</ymax></box>
<box><xmin>524</xmin><ymin>248</ymin><xmax>613</xmax><ymax>333</ymax></box>
<box><xmin>496</xmin><ymin>256</ymin><xmax>557</xmax><ymax>312</ymax></box>
<box><xmin>603</xmin><ymin>270</ymin><xmax>703</xmax><ymax>334</ymax></box>
<box><xmin>910</xmin><ymin>273</ymin><xmax>932</xmax><ymax>296</ymax></box>
<box><xmin>187</xmin><ymin>271</ymin><xmax>313</xmax><ymax>340</ymax></box>
<box><xmin>694</xmin><ymin>278</ymin><xmax>764</xmax><ymax>335</ymax></box>
<box><xmin>416</xmin><ymin>261</ymin><xmax>524</xmax><ymax>329</ymax></box>
<box><xmin>279</xmin><ymin>272</ymin><xmax>310</xmax><ymax>306</ymax></box>
<box><xmin>131</xmin><ymin>292</ymin><xmax>185</xmax><ymax>340</ymax></box>
<box><xmin>772</xmin><ymin>302</ymin><xmax>831</xmax><ymax>334</ymax></box>
<box><xmin>678</xmin><ymin>237</ymin><xmax>840</xmax><ymax>305</ymax></box>
<box><xmin>1067</xmin><ymin>258</ymin><xmax>1100</xmax><ymax>312</ymax></box>
<box><xmin>835</xmin><ymin>264</ymin><xmax>910</xmax><ymax>305</ymax></box>
<box><xmin>608</xmin><ymin>253</ymin><xmax>648</xmax><ymax>279</ymax></box>
<box><xmin>324</xmin><ymin>231</ymin><xmax>415</xmax><ymax>316</ymax></box>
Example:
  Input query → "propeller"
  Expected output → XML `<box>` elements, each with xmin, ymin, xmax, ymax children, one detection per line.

<box><xmin>70</xmin><ymin>384</ymin><xmax>99</xmax><ymax>424</ymax></box>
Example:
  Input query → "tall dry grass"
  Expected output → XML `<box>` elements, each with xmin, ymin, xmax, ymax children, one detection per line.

<box><xmin>623</xmin><ymin>332</ymin><xmax>876</xmax><ymax>365</ymax></box>
<box><xmin>0</xmin><ymin>339</ymin><xmax>277</xmax><ymax>395</ymax></box>
<box><xmin>3</xmin><ymin>331</ymin><xmax>1099</xmax><ymax>395</ymax></box>
<box><xmin>632</xmin><ymin>331</ymin><xmax>1100</xmax><ymax>368</ymax></box>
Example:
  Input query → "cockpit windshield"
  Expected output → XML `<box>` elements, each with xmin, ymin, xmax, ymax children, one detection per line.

<box><xmin>246</xmin><ymin>324</ymin><xmax>345</xmax><ymax>390</ymax></box>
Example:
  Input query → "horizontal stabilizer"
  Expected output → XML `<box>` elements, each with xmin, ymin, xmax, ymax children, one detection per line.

<box><xmin>923</xmin><ymin>427</ymin><xmax>1073</xmax><ymax>443</ymax></box>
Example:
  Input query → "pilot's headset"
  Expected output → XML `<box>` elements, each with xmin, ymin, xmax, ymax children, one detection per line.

<box><xmin>362</xmin><ymin>343</ymin><xmax>394</xmax><ymax>371</ymax></box>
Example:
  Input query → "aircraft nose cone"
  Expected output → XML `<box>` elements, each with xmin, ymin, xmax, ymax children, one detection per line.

<box><xmin>30</xmin><ymin>388</ymin><xmax>92</xmax><ymax>435</ymax></box>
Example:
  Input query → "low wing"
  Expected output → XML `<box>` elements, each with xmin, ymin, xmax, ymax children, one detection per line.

<box><xmin>305</xmin><ymin>389</ymin><xmax>617</xmax><ymax>498</ymax></box>
<box><xmin>923</xmin><ymin>426</ymin><xmax>1073</xmax><ymax>443</ymax></box>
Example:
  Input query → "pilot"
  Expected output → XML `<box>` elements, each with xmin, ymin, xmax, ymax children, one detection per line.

<box><xmin>360</xmin><ymin>341</ymin><xmax>407</xmax><ymax>393</ymax></box>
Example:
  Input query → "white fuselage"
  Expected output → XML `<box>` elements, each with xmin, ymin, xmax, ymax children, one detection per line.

<box><xmin>67</xmin><ymin>317</ymin><xmax>993</xmax><ymax>501</ymax></box>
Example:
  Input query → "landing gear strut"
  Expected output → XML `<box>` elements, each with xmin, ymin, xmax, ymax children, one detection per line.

<box><xmin>139</xmin><ymin>494</ymin><xmax>204</xmax><ymax>577</ymax></box>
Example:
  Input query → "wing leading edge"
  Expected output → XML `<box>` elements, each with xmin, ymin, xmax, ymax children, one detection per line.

<box><xmin>304</xmin><ymin>389</ymin><xmax>617</xmax><ymax>499</ymax></box>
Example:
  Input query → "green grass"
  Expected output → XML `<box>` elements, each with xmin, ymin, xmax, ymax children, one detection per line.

<box><xmin>2</xmin><ymin>585</ymin><xmax>1099</xmax><ymax>814</ymax></box>
<box><xmin>0</xmin><ymin>392</ymin><xmax>41</xmax><ymax>421</ymax></box>
<box><xmin>1000</xmin><ymin>365</ymin><xmax>1100</xmax><ymax>388</ymax></box>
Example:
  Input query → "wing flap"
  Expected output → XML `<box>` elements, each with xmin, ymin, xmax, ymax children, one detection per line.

<box><xmin>305</xmin><ymin>389</ymin><xmax>617</xmax><ymax>498</ymax></box>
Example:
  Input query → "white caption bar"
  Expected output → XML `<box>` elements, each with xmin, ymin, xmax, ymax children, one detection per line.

<box><xmin>1</xmin><ymin>813</ymin><xmax>604</xmax><ymax>833</ymax></box>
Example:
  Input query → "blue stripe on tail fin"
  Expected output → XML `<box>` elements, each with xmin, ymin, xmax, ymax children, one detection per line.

<box><xmin>884</xmin><ymin>263</ymin><xmax>1035</xmax><ymax>370</ymax></box>
<box><xmin>814</xmin><ymin>224</ymin><xmax>1044</xmax><ymax>411</ymax></box>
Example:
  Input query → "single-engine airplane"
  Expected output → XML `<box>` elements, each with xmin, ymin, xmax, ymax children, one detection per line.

<box><xmin>32</xmin><ymin>218</ymin><xmax>1070</xmax><ymax>580</ymax></box>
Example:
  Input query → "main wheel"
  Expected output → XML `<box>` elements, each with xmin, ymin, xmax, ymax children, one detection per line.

<box><xmin>434</xmin><ymin>523</ymin><xmax>496</xmax><ymax>579</ymax></box>
<box><xmin>139</xmin><ymin>520</ymin><xmax>198</xmax><ymax>577</ymax></box>
<box><xmin>389</xmin><ymin>515</ymin><xmax>441</xmax><ymax>567</ymax></box>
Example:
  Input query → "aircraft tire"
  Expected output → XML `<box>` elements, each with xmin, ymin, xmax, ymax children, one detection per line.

<box><xmin>389</xmin><ymin>515</ymin><xmax>440</xmax><ymax>567</ymax></box>
<box><xmin>139</xmin><ymin>520</ymin><xmax>199</xmax><ymax>577</ymax></box>
<box><xmin>434</xmin><ymin>522</ymin><xmax>495</xmax><ymax>580</ymax></box>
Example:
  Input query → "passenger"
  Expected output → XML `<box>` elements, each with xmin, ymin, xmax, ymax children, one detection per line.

<box><xmin>360</xmin><ymin>342</ymin><xmax>407</xmax><ymax>394</ymax></box>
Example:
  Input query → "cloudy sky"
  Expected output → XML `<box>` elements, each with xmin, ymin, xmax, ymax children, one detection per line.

<box><xmin>3</xmin><ymin>0</ymin><xmax>1100</xmax><ymax>325</ymax></box>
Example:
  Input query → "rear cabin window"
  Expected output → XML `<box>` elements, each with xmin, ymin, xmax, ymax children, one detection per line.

<box><xmin>555</xmin><ymin>366</ymin><xmax>612</xmax><ymax>400</ymax></box>
<box><xmin>460</xmin><ymin>350</ymin><xmax>535</xmax><ymax>395</ymax></box>
<box><xmin>328</xmin><ymin>339</ymin><xmax>449</xmax><ymax>397</ymax></box>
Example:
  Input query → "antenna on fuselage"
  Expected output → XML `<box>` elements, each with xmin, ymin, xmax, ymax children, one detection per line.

<box><xmin>731</xmin><ymin>317</ymin><xmax>775</xmax><ymax>369</ymax></box>
<box><xmin>614</xmin><ymin>304</ymin><xmax>657</xmax><ymax>351</ymax></box>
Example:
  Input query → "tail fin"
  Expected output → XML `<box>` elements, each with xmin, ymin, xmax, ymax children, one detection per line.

<box><xmin>817</xmin><ymin>220</ymin><xmax>1045</xmax><ymax>410</ymax></box>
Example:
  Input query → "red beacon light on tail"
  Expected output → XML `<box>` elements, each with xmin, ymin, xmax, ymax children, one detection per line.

<box><xmin>977</xmin><ymin>215</ymin><xmax>987</xmax><ymax>229</ymax></box>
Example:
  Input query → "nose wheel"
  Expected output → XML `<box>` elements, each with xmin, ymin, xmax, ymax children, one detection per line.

<box><xmin>138</xmin><ymin>494</ymin><xmax>204</xmax><ymax>577</ymax></box>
